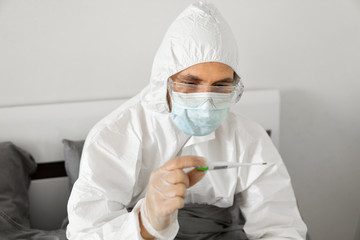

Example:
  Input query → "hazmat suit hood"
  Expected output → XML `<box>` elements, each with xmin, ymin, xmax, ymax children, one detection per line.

<box><xmin>141</xmin><ymin>1</ymin><xmax>241</xmax><ymax>113</ymax></box>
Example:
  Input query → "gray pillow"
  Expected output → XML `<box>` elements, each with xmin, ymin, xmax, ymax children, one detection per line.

<box><xmin>0</xmin><ymin>142</ymin><xmax>36</xmax><ymax>228</ymax></box>
<box><xmin>62</xmin><ymin>139</ymin><xmax>85</xmax><ymax>188</ymax></box>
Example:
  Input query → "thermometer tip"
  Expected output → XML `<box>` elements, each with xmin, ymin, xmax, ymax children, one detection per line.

<box><xmin>196</xmin><ymin>166</ymin><xmax>209</xmax><ymax>171</ymax></box>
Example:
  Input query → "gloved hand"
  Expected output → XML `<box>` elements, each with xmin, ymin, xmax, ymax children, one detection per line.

<box><xmin>141</xmin><ymin>156</ymin><xmax>206</xmax><ymax>234</ymax></box>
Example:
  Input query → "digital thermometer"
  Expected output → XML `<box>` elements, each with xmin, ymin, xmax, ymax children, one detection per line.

<box><xmin>196</xmin><ymin>162</ymin><xmax>267</xmax><ymax>171</ymax></box>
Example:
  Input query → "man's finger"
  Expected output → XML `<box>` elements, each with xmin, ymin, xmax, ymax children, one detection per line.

<box><xmin>163</xmin><ymin>155</ymin><xmax>206</xmax><ymax>171</ymax></box>
<box><xmin>187</xmin><ymin>168</ymin><xmax>206</xmax><ymax>188</ymax></box>
<box><xmin>164</xmin><ymin>169</ymin><xmax>188</xmax><ymax>186</ymax></box>
<box><xmin>162</xmin><ymin>183</ymin><xmax>187</xmax><ymax>198</ymax></box>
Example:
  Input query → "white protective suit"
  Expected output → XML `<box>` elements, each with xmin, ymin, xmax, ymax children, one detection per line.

<box><xmin>67</xmin><ymin>1</ymin><xmax>307</xmax><ymax>239</ymax></box>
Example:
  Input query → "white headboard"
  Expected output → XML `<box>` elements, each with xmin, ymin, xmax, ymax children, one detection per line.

<box><xmin>0</xmin><ymin>89</ymin><xmax>280</xmax><ymax>230</ymax></box>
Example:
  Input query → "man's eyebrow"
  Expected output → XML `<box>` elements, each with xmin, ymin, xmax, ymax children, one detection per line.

<box><xmin>215</xmin><ymin>78</ymin><xmax>234</xmax><ymax>83</ymax></box>
<box><xmin>177</xmin><ymin>74</ymin><xmax>203</xmax><ymax>82</ymax></box>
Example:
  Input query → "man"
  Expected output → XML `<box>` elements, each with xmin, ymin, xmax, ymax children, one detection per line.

<box><xmin>67</xmin><ymin>1</ymin><xmax>307</xmax><ymax>239</ymax></box>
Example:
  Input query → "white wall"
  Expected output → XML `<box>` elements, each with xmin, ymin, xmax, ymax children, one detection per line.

<box><xmin>1</xmin><ymin>0</ymin><xmax>360</xmax><ymax>239</ymax></box>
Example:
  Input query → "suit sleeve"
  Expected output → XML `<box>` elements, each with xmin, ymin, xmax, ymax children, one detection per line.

<box><xmin>66</xmin><ymin>128</ymin><xmax>145</xmax><ymax>240</ymax></box>
<box><xmin>237</xmin><ymin>126</ymin><xmax>308</xmax><ymax>239</ymax></box>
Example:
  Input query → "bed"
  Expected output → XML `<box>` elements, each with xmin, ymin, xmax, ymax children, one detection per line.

<box><xmin>0</xmin><ymin>89</ymin><xmax>280</xmax><ymax>231</ymax></box>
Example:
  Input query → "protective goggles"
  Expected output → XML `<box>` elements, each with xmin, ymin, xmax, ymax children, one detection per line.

<box><xmin>167</xmin><ymin>77</ymin><xmax>244</xmax><ymax>107</ymax></box>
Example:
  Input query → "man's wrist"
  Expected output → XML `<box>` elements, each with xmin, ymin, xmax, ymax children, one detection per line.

<box><xmin>139</xmin><ymin>211</ymin><xmax>155</xmax><ymax>240</ymax></box>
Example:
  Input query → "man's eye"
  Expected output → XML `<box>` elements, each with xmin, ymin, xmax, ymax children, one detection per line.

<box><xmin>184</xmin><ymin>82</ymin><xmax>197</xmax><ymax>85</ymax></box>
<box><xmin>215</xmin><ymin>83</ymin><xmax>233</xmax><ymax>87</ymax></box>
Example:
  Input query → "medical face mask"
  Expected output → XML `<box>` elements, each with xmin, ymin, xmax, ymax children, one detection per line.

<box><xmin>168</xmin><ymin>78</ymin><xmax>244</xmax><ymax>136</ymax></box>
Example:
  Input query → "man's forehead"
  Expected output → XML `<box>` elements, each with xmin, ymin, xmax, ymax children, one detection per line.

<box><xmin>174</xmin><ymin>62</ymin><xmax>234</xmax><ymax>79</ymax></box>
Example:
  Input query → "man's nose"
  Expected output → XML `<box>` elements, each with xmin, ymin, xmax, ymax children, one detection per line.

<box><xmin>197</xmin><ymin>85</ymin><xmax>212</xmax><ymax>93</ymax></box>
<box><xmin>201</xmin><ymin>98</ymin><xmax>217</xmax><ymax>108</ymax></box>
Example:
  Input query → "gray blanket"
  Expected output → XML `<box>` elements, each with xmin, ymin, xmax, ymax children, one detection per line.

<box><xmin>0</xmin><ymin>142</ymin><xmax>67</xmax><ymax>240</ymax></box>
<box><xmin>176</xmin><ymin>200</ymin><xmax>248</xmax><ymax>240</ymax></box>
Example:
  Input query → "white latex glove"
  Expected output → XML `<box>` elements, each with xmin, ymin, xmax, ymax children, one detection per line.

<box><xmin>141</xmin><ymin>156</ymin><xmax>206</xmax><ymax>235</ymax></box>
